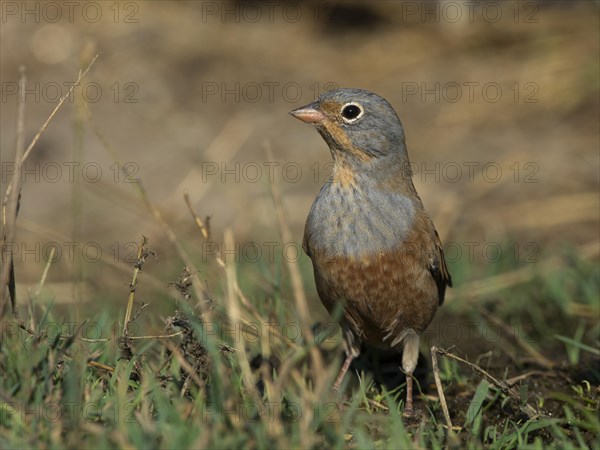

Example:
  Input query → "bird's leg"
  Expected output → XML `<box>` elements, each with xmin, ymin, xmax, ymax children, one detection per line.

<box><xmin>405</xmin><ymin>374</ymin><xmax>414</xmax><ymax>415</ymax></box>
<box><xmin>332</xmin><ymin>353</ymin><xmax>356</xmax><ymax>392</ymax></box>
<box><xmin>401</xmin><ymin>331</ymin><xmax>420</xmax><ymax>416</ymax></box>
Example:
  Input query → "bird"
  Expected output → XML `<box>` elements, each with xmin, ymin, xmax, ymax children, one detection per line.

<box><xmin>289</xmin><ymin>88</ymin><xmax>452</xmax><ymax>416</ymax></box>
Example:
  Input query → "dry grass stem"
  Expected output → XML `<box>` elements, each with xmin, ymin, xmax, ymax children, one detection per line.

<box><xmin>22</xmin><ymin>246</ymin><xmax>57</xmax><ymax>332</ymax></box>
<box><xmin>223</xmin><ymin>228</ymin><xmax>262</xmax><ymax>403</ymax></box>
<box><xmin>87</xmin><ymin>360</ymin><xmax>115</xmax><ymax>373</ymax></box>
<box><xmin>266</xmin><ymin>145</ymin><xmax>325</xmax><ymax>393</ymax></box>
<box><xmin>1</xmin><ymin>55</ymin><xmax>99</xmax><ymax>315</ymax></box>
<box><xmin>432</xmin><ymin>346</ymin><xmax>539</xmax><ymax>420</ymax></box>
<box><xmin>184</xmin><ymin>193</ymin><xmax>294</xmax><ymax>351</ymax></box>
<box><xmin>431</xmin><ymin>346</ymin><xmax>454</xmax><ymax>430</ymax></box>
<box><xmin>0</xmin><ymin>67</ymin><xmax>26</xmax><ymax>316</ymax></box>
<box><xmin>122</xmin><ymin>236</ymin><xmax>149</xmax><ymax>336</ymax></box>
<box><xmin>505</xmin><ymin>370</ymin><xmax>557</xmax><ymax>387</ymax></box>
<box><xmin>32</xmin><ymin>246</ymin><xmax>56</xmax><ymax>300</ymax></box>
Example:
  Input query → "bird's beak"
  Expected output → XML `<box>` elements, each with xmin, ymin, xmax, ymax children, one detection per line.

<box><xmin>289</xmin><ymin>102</ymin><xmax>326</xmax><ymax>124</ymax></box>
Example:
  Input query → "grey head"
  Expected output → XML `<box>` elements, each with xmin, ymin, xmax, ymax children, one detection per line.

<box><xmin>290</xmin><ymin>88</ymin><xmax>410</xmax><ymax>168</ymax></box>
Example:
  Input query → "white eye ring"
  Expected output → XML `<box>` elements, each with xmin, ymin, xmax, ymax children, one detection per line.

<box><xmin>340</xmin><ymin>102</ymin><xmax>364</xmax><ymax>123</ymax></box>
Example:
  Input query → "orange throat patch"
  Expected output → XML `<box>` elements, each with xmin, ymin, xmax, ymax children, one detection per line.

<box><xmin>332</xmin><ymin>164</ymin><xmax>356</xmax><ymax>187</ymax></box>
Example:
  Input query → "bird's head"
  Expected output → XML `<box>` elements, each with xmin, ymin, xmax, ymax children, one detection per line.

<box><xmin>290</xmin><ymin>88</ymin><xmax>409</xmax><ymax>167</ymax></box>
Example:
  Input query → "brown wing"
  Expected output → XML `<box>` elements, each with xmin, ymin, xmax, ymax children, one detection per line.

<box><xmin>429</xmin><ymin>227</ymin><xmax>452</xmax><ymax>305</ymax></box>
<box><xmin>409</xmin><ymin>186</ymin><xmax>452</xmax><ymax>306</ymax></box>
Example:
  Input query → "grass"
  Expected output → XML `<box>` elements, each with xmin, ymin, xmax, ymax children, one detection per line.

<box><xmin>1</xmin><ymin>53</ymin><xmax>599</xmax><ymax>449</ymax></box>
<box><xmin>1</xmin><ymin>230</ymin><xmax>598</xmax><ymax>449</ymax></box>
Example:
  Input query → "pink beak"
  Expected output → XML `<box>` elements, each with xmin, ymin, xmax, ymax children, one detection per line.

<box><xmin>289</xmin><ymin>102</ymin><xmax>326</xmax><ymax>124</ymax></box>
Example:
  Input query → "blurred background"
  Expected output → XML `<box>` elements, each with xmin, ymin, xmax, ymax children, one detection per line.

<box><xmin>1</xmin><ymin>1</ymin><xmax>598</xmax><ymax>340</ymax></box>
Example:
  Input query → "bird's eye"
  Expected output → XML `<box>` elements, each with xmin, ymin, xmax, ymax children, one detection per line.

<box><xmin>341</xmin><ymin>103</ymin><xmax>363</xmax><ymax>122</ymax></box>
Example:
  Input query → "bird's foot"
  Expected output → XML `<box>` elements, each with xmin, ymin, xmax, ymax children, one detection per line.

<box><xmin>402</xmin><ymin>406</ymin><xmax>414</xmax><ymax>418</ymax></box>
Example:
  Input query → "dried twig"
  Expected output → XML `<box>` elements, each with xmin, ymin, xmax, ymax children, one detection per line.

<box><xmin>505</xmin><ymin>370</ymin><xmax>557</xmax><ymax>387</ymax></box>
<box><xmin>77</xmin><ymin>331</ymin><xmax>183</xmax><ymax>343</ymax></box>
<box><xmin>431</xmin><ymin>346</ymin><xmax>539</xmax><ymax>421</ymax></box>
<box><xmin>123</xmin><ymin>236</ymin><xmax>153</xmax><ymax>336</ymax></box>
<box><xmin>431</xmin><ymin>346</ymin><xmax>454</xmax><ymax>429</ymax></box>
<box><xmin>88</xmin><ymin>360</ymin><xmax>115</xmax><ymax>373</ymax></box>
<box><xmin>163</xmin><ymin>340</ymin><xmax>207</xmax><ymax>392</ymax></box>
